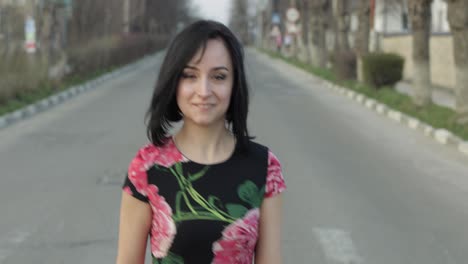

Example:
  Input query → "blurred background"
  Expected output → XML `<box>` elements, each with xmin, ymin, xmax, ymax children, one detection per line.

<box><xmin>1</xmin><ymin>0</ymin><xmax>468</xmax><ymax>263</ymax></box>
<box><xmin>1</xmin><ymin>0</ymin><xmax>468</xmax><ymax>125</ymax></box>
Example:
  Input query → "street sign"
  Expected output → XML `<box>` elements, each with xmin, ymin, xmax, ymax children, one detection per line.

<box><xmin>286</xmin><ymin>7</ymin><xmax>300</xmax><ymax>22</ymax></box>
<box><xmin>286</xmin><ymin>22</ymin><xmax>299</xmax><ymax>34</ymax></box>
<box><xmin>272</xmin><ymin>12</ymin><xmax>281</xmax><ymax>24</ymax></box>
<box><xmin>24</xmin><ymin>16</ymin><xmax>36</xmax><ymax>53</ymax></box>
<box><xmin>270</xmin><ymin>25</ymin><xmax>281</xmax><ymax>37</ymax></box>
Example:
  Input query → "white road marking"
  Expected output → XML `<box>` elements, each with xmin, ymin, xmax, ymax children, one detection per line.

<box><xmin>314</xmin><ymin>228</ymin><xmax>363</xmax><ymax>264</ymax></box>
<box><xmin>10</xmin><ymin>230</ymin><xmax>30</xmax><ymax>245</ymax></box>
<box><xmin>0</xmin><ymin>229</ymin><xmax>33</xmax><ymax>264</ymax></box>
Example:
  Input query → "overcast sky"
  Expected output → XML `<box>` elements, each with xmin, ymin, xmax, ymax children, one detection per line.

<box><xmin>191</xmin><ymin>0</ymin><xmax>232</xmax><ymax>25</ymax></box>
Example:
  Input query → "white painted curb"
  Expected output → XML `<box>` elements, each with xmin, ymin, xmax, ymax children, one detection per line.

<box><xmin>258</xmin><ymin>50</ymin><xmax>468</xmax><ymax>160</ymax></box>
<box><xmin>408</xmin><ymin>118</ymin><xmax>420</xmax><ymax>129</ymax></box>
<box><xmin>0</xmin><ymin>52</ymin><xmax>161</xmax><ymax>130</ymax></box>
<box><xmin>434</xmin><ymin>129</ymin><xmax>453</xmax><ymax>145</ymax></box>
<box><xmin>459</xmin><ymin>142</ymin><xmax>468</xmax><ymax>156</ymax></box>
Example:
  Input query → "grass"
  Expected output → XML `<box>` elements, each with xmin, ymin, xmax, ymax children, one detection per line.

<box><xmin>260</xmin><ymin>48</ymin><xmax>468</xmax><ymax>141</ymax></box>
<box><xmin>0</xmin><ymin>66</ymin><xmax>116</xmax><ymax>116</ymax></box>
<box><xmin>0</xmin><ymin>34</ymin><xmax>166</xmax><ymax>117</ymax></box>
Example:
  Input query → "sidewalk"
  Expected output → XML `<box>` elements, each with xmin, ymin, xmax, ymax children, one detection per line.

<box><xmin>395</xmin><ymin>82</ymin><xmax>456</xmax><ymax>109</ymax></box>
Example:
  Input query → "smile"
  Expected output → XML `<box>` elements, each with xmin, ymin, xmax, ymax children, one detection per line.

<box><xmin>194</xmin><ymin>104</ymin><xmax>215</xmax><ymax>109</ymax></box>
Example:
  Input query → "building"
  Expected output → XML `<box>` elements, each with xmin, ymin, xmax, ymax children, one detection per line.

<box><xmin>373</xmin><ymin>0</ymin><xmax>450</xmax><ymax>34</ymax></box>
<box><xmin>373</xmin><ymin>0</ymin><xmax>455</xmax><ymax>90</ymax></box>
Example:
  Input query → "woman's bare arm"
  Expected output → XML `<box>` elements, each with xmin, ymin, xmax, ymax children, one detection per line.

<box><xmin>255</xmin><ymin>194</ymin><xmax>284</xmax><ymax>264</ymax></box>
<box><xmin>116</xmin><ymin>192</ymin><xmax>152</xmax><ymax>264</ymax></box>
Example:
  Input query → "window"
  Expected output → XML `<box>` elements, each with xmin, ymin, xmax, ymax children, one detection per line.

<box><xmin>402</xmin><ymin>12</ymin><xmax>409</xmax><ymax>31</ymax></box>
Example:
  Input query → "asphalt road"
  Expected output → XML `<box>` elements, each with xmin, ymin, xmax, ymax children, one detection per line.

<box><xmin>0</xmin><ymin>49</ymin><xmax>467</xmax><ymax>264</ymax></box>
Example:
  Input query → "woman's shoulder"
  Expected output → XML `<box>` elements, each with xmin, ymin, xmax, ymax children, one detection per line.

<box><xmin>132</xmin><ymin>137</ymin><xmax>187</xmax><ymax>168</ymax></box>
<box><xmin>245</xmin><ymin>140</ymin><xmax>286</xmax><ymax>197</ymax></box>
<box><xmin>245</xmin><ymin>140</ymin><xmax>278</xmax><ymax>159</ymax></box>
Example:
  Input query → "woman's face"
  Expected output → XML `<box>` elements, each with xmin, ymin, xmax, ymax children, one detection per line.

<box><xmin>177</xmin><ymin>38</ymin><xmax>233</xmax><ymax>127</ymax></box>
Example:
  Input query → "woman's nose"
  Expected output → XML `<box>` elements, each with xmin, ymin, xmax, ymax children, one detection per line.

<box><xmin>196</xmin><ymin>77</ymin><xmax>212</xmax><ymax>97</ymax></box>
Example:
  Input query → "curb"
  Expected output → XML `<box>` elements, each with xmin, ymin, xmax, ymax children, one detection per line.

<box><xmin>0</xmin><ymin>52</ymin><xmax>161</xmax><ymax>130</ymax></box>
<box><xmin>324</xmin><ymin>81</ymin><xmax>468</xmax><ymax>159</ymax></box>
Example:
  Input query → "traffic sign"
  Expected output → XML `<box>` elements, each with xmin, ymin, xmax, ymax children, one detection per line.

<box><xmin>286</xmin><ymin>22</ymin><xmax>299</xmax><ymax>34</ymax></box>
<box><xmin>272</xmin><ymin>12</ymin><xmax>281</xmax><ymax>24</ymax></box>
<box><xmin>286</xmin><ymin>7</ymin><xmax>300</xmax><ymax>22</ymax></box>
<box><xmin>24</xmin><ymin>16</ymin><xmax>36</xmax><ymax>53</ymax></box>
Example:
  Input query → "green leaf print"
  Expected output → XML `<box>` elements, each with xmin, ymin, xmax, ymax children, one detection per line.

<box><xmin>169</xmin><ymin>164</ymin><xmax>235</xmax><ymax>223</ymax></box>
<box><xmin>153</xmin><ymin>252</ymin><xmax>184</xmax><ymax>264</ymax></box>
<box><xmin>259</xmin><ymin>185</ymin><xmax>266</xmax><ymax>199</ymax></box>
<box><xmin>208</xmin><ymin>196</ymin><xmax>225</xmax><ymax>210</ymax></box>
<box><xmin>153</xmin><ymin>164</ymin><xmax>169</xmax><ymax>173</ymax></box>
<box><xmin>226</xmin><ymin>204</ymin><xmax>249</xmax><ymax>218</ymax></box>
<box><xmin>174</xmin><ymin>163</ymin><xmax>184</xmax><ymax>178</ymax></box>
<box><xmin>238</xmin><ymin>180</ymin><xmax>262</xmax><ymax>208</ymax></box>
<box><xmin>188</xmin><ymin>166</ymin><xmax>210</xmax><ymax>182</ymax></box>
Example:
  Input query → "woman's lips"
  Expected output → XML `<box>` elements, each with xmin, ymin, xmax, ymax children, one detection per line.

<box><xmin>193</xmin><ymin>103</ymin><xmax>215</xmax><ymax>110</ymax></box>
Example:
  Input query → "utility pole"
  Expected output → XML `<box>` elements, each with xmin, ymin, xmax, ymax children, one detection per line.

<box><xmin>123</xmin><ymin>0</ymin><xmax>130</xmax><ymax>33</ymax></box>
<box><xmin>257</xmin><ymin>0</ymin><xmax>268</xmax><ymax>48</ymax></box>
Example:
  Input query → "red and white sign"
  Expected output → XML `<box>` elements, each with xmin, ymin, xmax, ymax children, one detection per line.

<box><xmin>286</xmin><ymin>22</ymin><xmax>299</xmax><ymax>34</ymax></box>
<box><xmin>24</xmin><ymin>16</ymin><xmax>36</xmax><ymax>53</ymax></box>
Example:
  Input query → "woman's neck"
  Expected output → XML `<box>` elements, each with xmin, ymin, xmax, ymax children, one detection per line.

<box><xmin>174</xmin><ymin>121</ymin><xmax>236</xmax><ymax>164</ymax></box>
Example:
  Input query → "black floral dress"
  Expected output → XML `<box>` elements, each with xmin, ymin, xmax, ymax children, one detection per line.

<box><xmin>122</xmin><ymin>137</ymin><xmax>286</xmax><ymax>264</ymax></box>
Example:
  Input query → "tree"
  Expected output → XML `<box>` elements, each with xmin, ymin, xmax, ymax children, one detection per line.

<box><xmin>355</xmin><ymin>0</ymin><xmax>371</xmax><ymax>82</ymax></box>
<box><xmin>298</xmin><ymin>0</ymin><xmax>311</xmax><ymax>63</ymax></box>
<box><xmin>144</xmin><ymin>0</ymin><xmax>194</xmax><ymax>37</ymax></box>
<box><xmin>446</xmin><ymin>0</ymin><xmax>468</xmax><ymax>123</ymax></box>
<box><xmin>229</xmin><ymin>0</ymin><xmax>250</xmax><ymax>44</ymax></box>
<box><xmin>309</xmin><ymin>0</ymin><xmax>330</xmax><ymax>68</ymax></box>
<box><xmin>333</xmin><ymin>0</ymin><xmax>350</xmax><ymax>52</ymax></box>
<box><xmin>408</xmin><ymin>0</ymin><xmax>433</xmax><ymax>107</ymax></box>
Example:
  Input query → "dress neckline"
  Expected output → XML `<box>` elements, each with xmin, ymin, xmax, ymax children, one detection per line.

<box><xmin>170</xmin><ymin>136</ymin><xmax>238</xmax><ymax>166</ymax></box>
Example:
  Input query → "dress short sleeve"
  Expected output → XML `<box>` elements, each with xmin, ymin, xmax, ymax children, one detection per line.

<box><xmin>122</xmin><ymin>148</ymin><xmax>149</xmax><ymax>203</ymax></box>
<box><xmin>264</xmin><ymin>150</ymin><xmax>286</xmax><ymax>198</ymax></box>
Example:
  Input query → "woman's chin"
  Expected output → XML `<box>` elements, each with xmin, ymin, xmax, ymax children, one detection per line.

<box><xmin>185</xmin><ymin>116</ymin><xmax>224</xmax><ymax>127</ymax></box>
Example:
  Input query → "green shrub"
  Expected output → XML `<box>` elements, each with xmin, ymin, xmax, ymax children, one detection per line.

<box><xmin>362</xmin><ymin>52</ymin><xmax>404</xmax><ymax>88</ymax></box>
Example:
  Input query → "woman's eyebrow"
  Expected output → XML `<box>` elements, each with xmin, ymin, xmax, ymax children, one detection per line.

<box><xmin>184</xmin><ymin>65</ymin><xmax>229</xmax><ymax>72</ymax></box>
<box><xmin>212</xmin><ymin>66</ymin><xmax>229</xmax><ymax>71</ymax></box>
<box><xmin>184</xmin><ymin>65</ymin><xmax>199</xmax><ymax>70</ymax></box>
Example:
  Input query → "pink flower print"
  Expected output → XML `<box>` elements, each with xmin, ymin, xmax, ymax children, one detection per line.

<box><xmin>140</xmin><ymin>140</ymin><xmax>186</xmax><ymax>168</ymax></box>
<box><xmin>127</xmin><ymin>141</ymin><xmax>187</xmax><ymax>196</ymax></box>
<box><xmin>147</xmin><ymin>184</ymin><xmax>177</xmax><ymax>258</ymax></box>
<box><xmin>123</xmin><ymin>186</ymin><xmax>132</xmax><ymax>195</ymax></box>
<box><xmin>127</xmin><ymin>148</ymin><xmax>150</xmax><ymax>195</ymax></box>
<box><xmin>212</xmin><ymin>209</ymin><xmax>260</xmax><ymax>264</ymax></box>
<box><xmin>265</xmin><ymin>150</ymin><xmax>286</xmax><ymax>198</ymax></box>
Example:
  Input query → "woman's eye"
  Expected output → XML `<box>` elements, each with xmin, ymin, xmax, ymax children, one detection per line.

<box><xmin>214</xmin><ymin>74</ymin><xmax>226</xmax><ymax>80</ymax></box>
<box><xmin>182</xmin><ymin>73</ymin><xmax>195</xmax><ymax>79</ymax></box>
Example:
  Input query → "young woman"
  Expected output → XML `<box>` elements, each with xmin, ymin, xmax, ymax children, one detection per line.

<box><xmin>116</xmin><ymin>20</ymin><xmax>286</xmax><ymax>264</ymax></box>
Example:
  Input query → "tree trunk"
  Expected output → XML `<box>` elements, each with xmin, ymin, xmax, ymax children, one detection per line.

<box><xmin>334</xmin><ymin>0</ymin><xmax>350</xmax><ymax>52</ymax></box>
<box><xmin>447</xmin><ymin>0</ymin><xmax>468</xmax><ymax>124</ymax></box>
<box><xmin>299</xmin><ymin>0</ymin><xmax>311</xmax><ymax>63</ymax></box>
<box><xmin>408</xmin><ymin>0</ymin><xmax>432</xmax><ymax>107</ymax></box>
<box><xmin>356</xmin><ymin>0</ymin><xmax>371</xmax><ymax>82</ymax></box>
<box><xmin>123</xmin><ymin>0</ymin><xmax>130</xmax><ymax>33</ymax></box>
<box><xmin>229</xmin><ymin>0</ymin><xmax>249</xmax><ymax>44</ymax></box>
<box><xmin>310</xmin><ymin>0</ymin><xmax>329</xmax><ymax>68</ymax></box>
